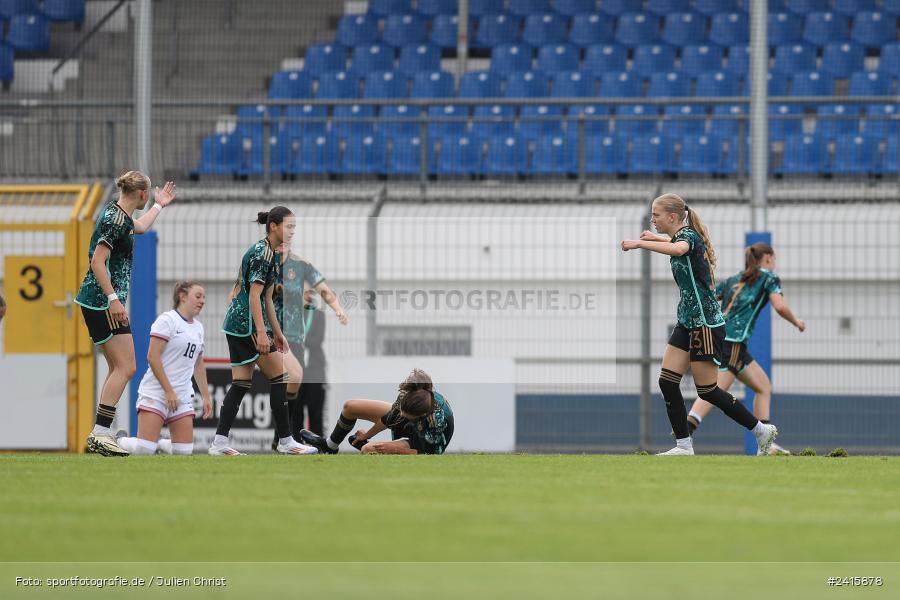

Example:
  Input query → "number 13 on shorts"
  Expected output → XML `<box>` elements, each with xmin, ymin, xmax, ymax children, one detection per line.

<box><xmin>4</xmin><ymin>256</ymin><xmax>67</xmax><ymax>353</ymax></box>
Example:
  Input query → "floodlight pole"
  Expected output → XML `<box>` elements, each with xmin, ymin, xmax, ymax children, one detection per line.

<box><xmin>749</xmin><ymin>0</ymin><xmax>767</xmax><ymax>231</ymax></box>
<box><xmin>134</xmin><ymin>0</ymin><xmax>152</xmax><ymax>175</ymax></box>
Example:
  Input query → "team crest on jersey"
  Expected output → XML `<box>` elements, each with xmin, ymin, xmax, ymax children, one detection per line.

<box><xmin>286</xmin><ymin>268</ymin><xmax>297</xmax><ymax>280</ymax></box>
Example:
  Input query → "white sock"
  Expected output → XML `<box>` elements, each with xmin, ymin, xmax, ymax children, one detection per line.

<box><xmin>120</xmin><ymin>437</ymin><xmax>157</xmax><ymax>455</ymax></box>
<box><xmin>326</xmin><ymin>438</ymin><xmax>339</xmax><ymax>450</ymax></box>
<box><xmin>676</xmin><ymin>437</ymin><xmax>693</xmax><ymax>450</ymax></box>
<box><xmin>157</xmin><ymin>439</ymin><xmax>173</xmax><ymax>454</ymax></box>
<box><xmin>92</xmin><ymin>425</ymin><xmax>111</xmax><ymax>436</ymax></box>
<box><xmin>279</xmin><ymin>436</ymin><xmax>294</xmax><ymax>446</ymax></box>
<box><xmin>688</xmin><ymin>410</ymin><xmax>703</xmax><ymax>424</ymax></box>
<box><xmin>213</xmin><ymin>434</ymin><xmax>229</xmax><ymax>447</ymax></box>
<box><xmin>752</xmin><ymin>421</ymin><xmax>767</xmax><ymax>437</ymax></box>
<box><xmin>117</xmin><ymin>436</ymin><xmax>138</xmax><ymax>453</ymax></box>
<box><xmin>171</xmin><ymin>442</ymin><xmax>193</xmax><ymax>455</ymax></box>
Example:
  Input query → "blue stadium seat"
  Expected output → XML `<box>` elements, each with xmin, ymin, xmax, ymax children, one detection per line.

<box><xmin>661</xmin><ymin>104</ymin><xmax>706</xmax><ymax>137</ymax></box>
<box><xmin>679</xmin><ymin>133</ymin><xmax>729</xmax><ymax>175</ymax></box>
<box><xmin>765</xmin><ymin>72</ymin><xmax>790</xmax><ymax>96</ymax></box>
<box><xmin>438</xmin><ymin>135</ymin><xmax>483</xmax><ymax>175</ymax></box>
<box><xmin>491</xmin><ymin>43</ymin><xmax>534</xmax><ymax>72</ymax></box>
<box><xmin>768</xmin><ymin>12</ymin><xmax>803</xmax><ymax>46</ymax></box>
<box><xmin>646</xmin><ymin>0</ymin><xmax>690</xmax><ymax>17</ymax></box>
<box><xmin>600</xmin><ymin>0</ymin><xmax>642</xmax><ymax>17</ymax></box>
<box><xmin>364</xmin><ymin>71</ymin><xmax>408</xmax><ymax>98</ymax></box>
<box><xmin>290</xmin><ymin>134</ymin><xmax>339</xmax><ymax>175</ymax></box>
<box><xmin>519</xmin><ymin>104</ymin><xmax>565</xmax><ymax>141</ymax></box>
<box><xmin>239</xmin><ymin>132</ymin><xmax>290</xmax><ymax>176</ymax></box>
<box><xmin>768</xmin><ymin>0</ymin><xmax>788</xmax><ymax>12</ymax></box>
<box><xmin>552</xmin><ymin>71</ymin><xmax>594</xmax><ymax>97</ymax></box>
<box><xmin>777</xmin><ymin>134</ymin><xmax>827</xmax><ymax>174</ymax></box>
<box><xmin>342</xmin><ymin>134</ymin><xmax>388</xmax><ymax>174</ymax></box>
<box><xmin>879</xmin><ymin>42</ymin><xmax>900</xmax><ymax>75</ymax></box>
<box><xmin>384</xmin><ymin>15</ymin><xmax>428</xmax><ymax>47</ymax></box>
<box><xmin>428</xmin><ymin>104</ymin><xmax>469</xmax><ymax>138</ymax></box>
<box><xmin>523</xmin><ymin>13</ymin><xmax>567</xmax><ymax>46</ymax></box>
<box><xmin>411</xmin><ymin>70</ymin><xmax>455</xmax><ymax>97</ymax></box>
<box><xmin>554</xmin><ymin>0</ymin><xmax>597</xmax><ymax>17</ymax></box>
<box><xmin>881</xmin><ymin>135</ymin><xmax>898</xmax><ymax>173</ymax></box>
<box><xmin>724</xmin><ymin>45</ymin><xmax>749</xmax><ymax>76</ymax></box>
<box><xmin>509</xmin><ymin>0</ymin><xmax>551</xmax><ymax>17</ymax></box>
<box><xmin>791</xmin><ymin>71</ymin><xmax>835</xmax><ymax>99</ymax></box>
<box><xmin>460</xmin><ymin>70</ymin><xmax>503</xmax><ymax>97</ymax></box>
<box><xmin>472</xmin><ymin>104</ymin><xmax>517</xmax><ymax>138</ymax></box>
<box><xmin>380</xmin><ymin>104</ymin><xmax>422</xmax><ymax>137</ymax></box>
<box><xmin>821</xmin><ymin>42</ymin><xmax>864</xmax><ymax>78</ymax></box>
<box><xmin>569</xmin><ymin>13</ymin><xmax>615</xmax><ymax>47</ymax></box>
<box><xmin>476</xmin><ymin>14</ymin><xmax>521</xmax><ymax>47</ymax></box>
<box><xmin>317</xmin><ymin>71</ymin><xmax>359</xmax><ymax>98</ymax></box>
<box><xmin>615</xmin><ymin>13</ymin><xmax>659</xmax><ymax>45</ymax></box>
<box><xmin>353</xmin><ymin>44</ymin><xmax>395</xmax><ymax>74</ymax></box>
<box><xmin>268</xmin><ymin>70</ymin><xmax>314</xmax><ymax>100</ymax></box>
<box><xmin>680</xmin><ymin>45</ymin><xmax>726</xmax><ymax>76</ymax></box>
<box><xmin>647</xmin><ymin>71</ymin><xmax>690</xmax><ymax>98</ymax></box>
<box><xmin>336</xmin><ymin>15</ymin><xmax>380</xmax><ymax>47</ymax></box>
<box><xmin>632</xmin><ymin>44</ymin><xmax>676</xmax><ymax>76</ymax></box>
<box><xmin>332</xmin><ymin>104</ymin><xmax>376</xmax><ymax>139</ymax></box>
<box><xmin>0</xmin><ymin>0</ymin><xmax>38</xmax><ymax>21</ymax></box>
<box><xmin>662</xmin><ymin>12</ymin><xmax>706</xmax><ymax>46</ymax></box>
<box><xmin>194</xmin><ymin>134</ymin><xmax>241</xmax><ymax>176</ymax></box>
<box><xmin>773</xmin><ymin>44</ymin><xmax>816</xmax><ymax>74</ymax></box>
<box><xmin>786</xmin><ymin>0</ymin><xmax>830</xmax><ymax>14</ymax></box>
<box><xmin>599</xmin><ymin>71</ymin><xmax>642</xmax><ymax>97</ymax></box>
<box><xmin>696</xmin><ymin>71</ymin><xmax>741</xmax><ymax>97</ymax></box>
<box><xmin>568</xmin><ymin>104</ymin><xmax>612</xmax><ymax>134</ymax></box>
<box><xmin>0</xmin><ymin>43</ymin><xmax>13</xmax><ymax>82</ymax></box>
<box><xmin>833</xmin><ymin>0</ymin><xmax>876</xmax><ymax>16</ymax></box>
<box><xmin>865</xmin><ymin>104</ymin><xmax>898</xmax><ymax>137</ymax></box>
<box><xmin>369</xmin><ymin>0</ymin><xmax>412</xmax><ymax>17</ymax></box>
<box><xmin>537</xmin><ymin>43</ymin><xmax>579</xmax><ymax>72</ymax></box>
<box><xmin>815</xmin><ymin>104</ymin><xmax>861</xmax><ymax>139</ymax></box>
<box><xmin>41</xmin><ymin>0</ymin><xmax>84</xmax><ymax>22</ymax></box>
<box><xmin>769</xmin><ymin>103</ymin><xmax>803</xmax><ymax>139</ymax></box>
<box><xmin>431</xmin><ymin>15</ymin><xmax>472</xmax><ymax>49</ymax></box>
<box><xmin>388</xmin><ymin>135</ymin><xmax>432</xmax><ymax>175</ymax></box>
<box><xmin>710</xmin><ymin>104</ymin><xmax>747</xmax><ymax>137</ymax></box>
<box><xmin>630</xmin><ymin>133</ymin><xmax>677</xmax><ymax>173</ymax></box>
<box><xmin>485</xmin><ymin>134</ymin><xmax>528</xmax><ymax>175</ymax></box>
<box><xmin>6</xmin><ymin>13</ymin><xmax>49</xmax><ymax>51</ymax></box>
<box><xmin>304</xmin><ymin>43</ymin><xmax>347</xmax><ymax>75</ymax></box>
<box><xmin>851</xmin><ymin>12</ymin><xmax>896</xmax><ymax>48</ymax></box>
<box><xmin>398</xmin><ymin>43</ymin><xmax>440</xmax><ymax>74</ymax></box>
<box><xmin>829</xmin><ymin>134</ymin><xmax>879</xmax><ymax>174</ymax></box>
<box><xmin>582</xmin><ymin>133</ymin><xmax>627</xmax><ymax>173</ymax></box>
<box><xmin>583</xmin><ymin>43</ymin><xmax>628</xmax><ymax>76</ymax></box>
<box><xmin>236</xmin><ymin>105</ymin><xmax>282</xmax><ymax>135</ymax></box>
<box><xmin>532</xmin><ymin>135</ymin><xmax>577</xmax><ymax>174</ymax></box>
<box><xmin>885</xmin><ymin>0</ymin><xmax>900</xmax><ymax>16</ymax></box>
<box><xmin>710</xmin><ymin>12</ymin><xmax>748</xmax><ymax>46</ymax></box>
<box><xmin>469</xmin><ymin>0</ymin><xmax>503</xmax><ymax>16</ymax></box>
<box><xmin>615</xmin><ymin>104</ymin><xmax>659</xmax><ymax>135</ymax></box>
<box><xmin>284</xmin><ymin>104</ymin><xmax>328</xmax><ymax>136</ymax></box>
<box><xmin>506</xmin><ymin>71</ymin><xmax>548</xmax><ymax>97</ymax></box>
<box><xmin>803</xmin><ymin>12</ymin><xmax>850</xmax><ymax>46</ymax></box>
<box><xmin>417</xmin><ymin>0</ymin><xmax>458</xmax><ymax>17</ymax></box>
<box><xmin>694</xmin><ymin>0</ymin><xmax>738</xmax><ymax>16</ymax></box>
<box><xmin>850</xmin><ymin>71</ymin><xmax>892</xmax><ymax>96</ymax></box>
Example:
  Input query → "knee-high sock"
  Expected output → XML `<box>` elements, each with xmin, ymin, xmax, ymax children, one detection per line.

<box><xmin>216</xmin><ymin>379</ymin><xmax>251</xmax><ymax>436</ymax></box>
<box><xmin>269</xmin><ymin>373</ymin><xmax>291</xmax><ymax>439</ymax></box>
<box><xmin>287</xmin><ymin>389</ymin><xmax>302</xmax><ymax>440</ymax></box>
<box><xmin>117</xmin><ymin>437</ymin><xmax>157</xmax><ymax>455</ymax></box>
<box><xmin>328</xmin><ymin>412</ymin><xmax>356</xmax><ymax>448</ymax></box>
<box><xmin>659</xmin><ymin>368</ymin><xmax>689</xmax><ymax>439</ymax></box>
<box><xmin>696</xmin><ymin>383</ymin><xmax>758</xmax><ymax>430</ymax></box>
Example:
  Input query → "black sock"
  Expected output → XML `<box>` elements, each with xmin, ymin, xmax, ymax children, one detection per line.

<box><xmin>216</xmin><ymin>379</ymin><xmax>251</xmax><ymax>436</ymax></box>
<box><xmin>659</xmin><ymin>369</ymin><xmax>689</xmax><ymax>439</ymax></box>
<box><xmin>95</xmin><ymin>403</ymin><xmax>117</xmax><ymax>428</ymax></box>
<box><xmin>686</xmin><ymin>415</ymin><xmax>700</xmax><ymax>435</ymax></box>
<box><xmin>269</xmin><ymin>373</ymin><xmax>290</xmax><ymax>439</ymax></box>
<box><xmin>696</xmin><ymin>384</ymin><xmax>758</xmax><ymax>430</ymax></box>
<box><xmin>286</xmin><ymin>389</ymin><xmax>301</xmax><ymax>439</ymax></box>
<box><xmin>760</xmin><ymin>419</ymin><xmax>769</xmax><ymax>424</ymax></box>
<box><xmin>329</xmin><ymin>413</ymin><xmax>356</xmax><ymax>446</ymax></box>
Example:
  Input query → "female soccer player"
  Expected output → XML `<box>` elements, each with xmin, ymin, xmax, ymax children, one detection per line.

<box><xmin>75</xmin><ymin>171</ymin><xmax>176</xmax><ymax>457</ymax></box>
<box><xmin>300</xmin><ymin>368</ymin><xmax>454</xmax><ymax>455</ymax></box>
<box><xmin>621</xmin><ymin>193</ymin><xmax>778</xmax><ymax>456</ymax></box>
<box><xmin>116</xmin><ymin>281</ymin><xmax>213</xmax><ymax>455</ymax></box>
<box><xmin>210</xmin><ymin>206</ymin><xmax>316</xmax><ymax>456</ymax></box>
<box><xmin>686</xmin><ymin>242</ymin><xmax>806</xmax><ymax>454</ymax></box>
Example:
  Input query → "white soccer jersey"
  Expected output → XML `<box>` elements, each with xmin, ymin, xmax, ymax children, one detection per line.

<box><xmin>137</xmin><ymin>310</ymin><xmax>205</xmax><ymax>403</ymax></box>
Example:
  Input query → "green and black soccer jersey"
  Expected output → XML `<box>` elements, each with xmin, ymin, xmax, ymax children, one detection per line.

<box><xmin>75</xmin><ymin>202</ymin><xmax>135</xmax><ymax>310</ymax></box>
<box><xmin>382</xmin><ymin>391</ymin><xmax>454</xmax><ymax>455</ymax></box>
<box><xmin>222</xmin><ymin>239</ymin><xmax>279</xmax><ymax>337</ymax></box>
<box><xmin>669</xmin><ymin>227</ymin><xmax>725</xmax><ymax>329</ymax></box>
<box><xmin>279</xmin><ymin>256</ymin><xmax>325</xmax><ymax>343</ymax></box>
<box><xmin>716</xmin><ymin>268</ymin><xmax>783</xmax><ymax>343</ymax></box>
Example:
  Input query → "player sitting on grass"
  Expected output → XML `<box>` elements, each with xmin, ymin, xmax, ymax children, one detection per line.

<box><xmin>300</xmin><ymin>368</ymin><xmax>454</xmax><ymax>455</ymax></box>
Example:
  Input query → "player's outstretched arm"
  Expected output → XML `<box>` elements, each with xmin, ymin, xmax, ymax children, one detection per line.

<box><xmin>133</xmin><ymin>181</ymin><xmax>176</xmax><ymax>234</ymax></box>
<box><xmin>193</xmin><ymin>354</ymin><xmax>213</xmax><ymax>419</ymax></box>
<box><xmin>361</xmin><ymin>439</ymin><xmax>418</xmax><ymax>455</ymax></box>
<box><xmin>769</xmin><ymin>293</ymin><xmax>806</xmax><ymax>332</ymax></box>
<box><xmin>621</xmin><ymin>239</ymin><xmax>689</xmax><ymax>257</ymax></box>
<box><xmin>316</xmin><ymin>281</ymin><xmax>348</xmax><ymax>325</ymax></box>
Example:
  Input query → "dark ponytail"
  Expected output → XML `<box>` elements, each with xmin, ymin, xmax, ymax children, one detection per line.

<box><xmin>255</xmin><ymin>206</ymin><xmax>293</xmax><ymax>233</ymax></box>
<box><xmin>740</xmin><ymin>242</ymin><xmax>774</xmax><ymax>285</ymax></box>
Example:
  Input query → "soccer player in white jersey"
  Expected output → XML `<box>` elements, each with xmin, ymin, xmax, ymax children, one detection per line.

<box><xmin>116</xmin><ymin>281</ymin><xmax>212</xmax><ymax>455</ymax></box>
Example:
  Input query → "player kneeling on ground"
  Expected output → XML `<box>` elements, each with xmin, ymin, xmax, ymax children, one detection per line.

<box><xmin>300</xmin><ymin>368</ymin><xmax>453</xmax><ymax>455</ymax></box>
<box><xmin>117</xmin><ymin>281</ymin><xmax>212</xmax><ymax>455</ymax></box>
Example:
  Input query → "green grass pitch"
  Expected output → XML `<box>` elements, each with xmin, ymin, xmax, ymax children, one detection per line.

<box><xmin>2</xmin><ymin>454</ymin><xmax>898</xmax><ymax>599</ymax></box>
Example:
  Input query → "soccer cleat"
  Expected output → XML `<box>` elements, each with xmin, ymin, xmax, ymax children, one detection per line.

<box><xmin>656</xmin><ymin>445</ymin><xmax>695</xmax><ymax>456</ymax></box>
<box><xmin>768</xmin><ymin>442</ymin><xmax>791</xmax><ymax>455</ymax></box>
<box><xmin>299</xmin><ymin>429</ymin><xmax>338</xmax><ymax>454</ymax></box>
<box><xmin>86</xmin><ymin>433</ymin><xmax>130</xmax><ymax>457</ymax></box>
<box><xmin>275</xmin><ymin>439</ymin><xmax>318</xmax><ymax>455</ymax></box>
<box><xmin>348</xmin><ymin>434</ymin><xmax>368</xmax><ymax>451</ymax></box>
<box><xmin>754</xmin><ymin>423</ymin><xmax>778</xmax><ymax>456</ymax></box>
<box><xmin>208</xmin><ymin>440</ymin><xmax>243</xmax><ymax>456</ymax></box>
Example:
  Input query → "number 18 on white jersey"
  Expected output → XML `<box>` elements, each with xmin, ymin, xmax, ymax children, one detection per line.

<box><xmin>137</xmin><ymin>310</ymin><xmax>205</xmax><ymax>403</ymax></box>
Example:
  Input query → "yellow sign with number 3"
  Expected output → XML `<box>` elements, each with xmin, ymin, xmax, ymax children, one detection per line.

<box><xmin>4</xmin><ymin>256</ymin><xmax>66</xmax><ymax>353</ymax></box>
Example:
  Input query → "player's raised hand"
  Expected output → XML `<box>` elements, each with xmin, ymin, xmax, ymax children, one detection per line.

<box><xmin>155</xmin><ymin>181</ymin><xmax>177</xmax><ymax>207</ymax></box>
<box><xmin>621</xmin><ymin>239</ymin><xmax>640</xmax><ymax>251</ymax></box>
